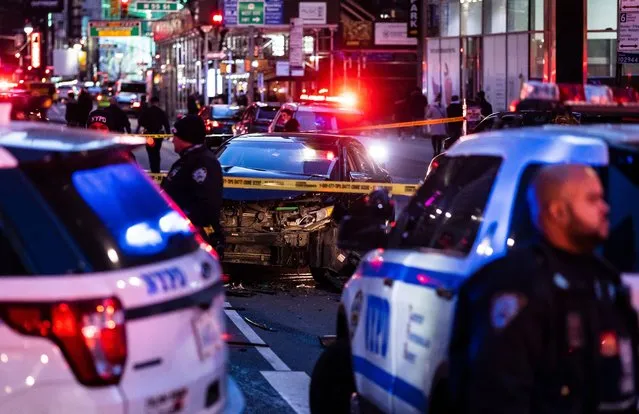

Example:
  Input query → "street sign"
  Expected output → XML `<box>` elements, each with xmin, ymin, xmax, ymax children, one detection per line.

<box><xmin>89</xmin><ymin>21</ymin><xmax>142</xmax><ymax>37</ymax></box>
<box><xmin>619</xmin><ymin>4</ymin><xmax>639</xmax><ymax>63</ymax></box>
<box><xmin>289</xmin><ymin>18</ymin><xmax>304</xmax><ymax>76</ymax></box>
<box><xmin>136</xmin><ymin>2</ymin><xmax>178</xmax><ymax>12</ymax></box>
<box><xmin>621</xmin><ymin>0</ymin><xmax>639</xmax><ymax>11</ymax></box>
<box><xmin>238</xmin><ymin>1</ymin><xmax>265</xmax><ymax>25</ymax></box>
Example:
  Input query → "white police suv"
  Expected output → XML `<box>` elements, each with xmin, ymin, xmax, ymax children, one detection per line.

<box><xmin>0</xmin><ymin>122</ymin><xmax>243</xmax><ymax>413</ymax></box>
<box><xmin>310</xmin><ymin>124</ymin><xmax>639</xmax><ymax>413</ymax></box>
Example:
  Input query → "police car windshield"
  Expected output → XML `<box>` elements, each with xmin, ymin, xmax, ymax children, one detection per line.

<box><xmin>295</xmin><ymin>111</ymin><xmax>362</xmax><ymax>132</ymax></box>
<box><xmin>20</xmin><ymin>154</ymin><xmax>198</xmax><ymax>272</ymax></box>
<box><xmin>218</xmin><ymin>140</ymin><xmax>338</xmax><ymax>177</ymax></box>
<box><xmin>256</xmin><ymin>106</ymin><xmax>278</xmax><ymax>121</ymax></box>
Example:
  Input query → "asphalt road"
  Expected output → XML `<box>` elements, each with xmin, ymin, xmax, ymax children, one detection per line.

<box><xmin>48</xmin><ymin>102</ymin><xmax>434</xmax><ymax>413</ymax></box>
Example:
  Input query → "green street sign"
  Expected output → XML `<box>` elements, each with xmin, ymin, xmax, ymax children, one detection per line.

<box><xmin>136</xmin><ymin>2</ymin><xmax>178</xmax><ymax>12</ymax></box>
<box><xmin>89</xmin><ymin>21</ymin><xmax>142</xmax><ymax>36</ymax></box>
<box><xmin>238</xmin><ymin>1</ymin><xmax>264</xmax><ymax>25</ymax></box>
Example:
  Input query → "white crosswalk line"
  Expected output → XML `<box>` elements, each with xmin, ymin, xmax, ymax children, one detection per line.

<box><xmin>260</xmin><ymin>371</ymin><xmax>311</xmax><ymax>414</ymax></box>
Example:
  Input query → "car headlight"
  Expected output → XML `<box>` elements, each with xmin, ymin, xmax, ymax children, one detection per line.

<box><xmin>287</xmin><ymin>206</ymin><xmax>334</xmax><ymax>227</ymax></box>
<box><xmin>368</xmin><ymin>143</ymin><xmax>388</xmax><ymax>163</ymax></box>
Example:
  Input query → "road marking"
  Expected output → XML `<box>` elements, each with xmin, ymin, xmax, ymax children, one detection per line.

<box><xmin>224</xmin><ymin>302</ymin><xmax>290</xmax><ymax>371</ymax></box>
<box><xmin>261</xmin><ymin>371</ymin><xmax>311</xmax><ymax>414</ymax></box>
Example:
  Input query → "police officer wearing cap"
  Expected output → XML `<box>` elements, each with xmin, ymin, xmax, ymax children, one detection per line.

<box><xmin>449</xmin><ymin>164</ymin><xmax>639</xmax><ymax>414</ymax></box>
<box><xmin>161</xmin><ymin>115</ymin><xmax>224</xmax><ymax>256</ymax></box>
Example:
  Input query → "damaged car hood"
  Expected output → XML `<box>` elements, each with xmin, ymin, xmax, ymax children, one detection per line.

<box><xmin>222</xmin><ymin>166</ymin><xmax>329</xmax><ymax>201</ymax></box>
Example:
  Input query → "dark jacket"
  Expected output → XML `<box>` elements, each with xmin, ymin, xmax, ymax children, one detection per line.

<box><xmin>77</xmin><ymin>92</ymin><xmax>94</xmax><ymax>126</ymax></box>
<box><xmin>446</xmin><ymin>102</ymin><xmax>463</xmax><ymax>139</ymax></box>
<box><xmin>105</xmin><ymin>104</ymin><xmax>131</xmax><ymax>133</ymax></box>
<box><xmin>161</xmin><ymin>144</ymin><xmax>223</xmax><ymax>238</ymax></box>
<box><xmin>138</xmin><ymin>105</ymin><xmax>171</xmax><ymax>134</ymax></box>
<box><xmin>479</xmin><ymin>98</ymin><xmax>493</xmax><ymax>118</ymax></box>
<box><xmin>449</xmin><ymin>241</ymin><xmax>639</xmax><ymax>414</ymax></box>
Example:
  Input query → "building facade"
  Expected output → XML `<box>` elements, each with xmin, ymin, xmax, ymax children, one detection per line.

<box><xmin>422</xmin><ymin>0</ymin><xmax>639</xmax><ymax>111</ymax></box>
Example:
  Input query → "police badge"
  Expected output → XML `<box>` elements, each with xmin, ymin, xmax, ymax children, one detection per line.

<box><xmin>192</xmin><ymin>167</ymin><xmax>207</xmax><ymax>183</ymax></box>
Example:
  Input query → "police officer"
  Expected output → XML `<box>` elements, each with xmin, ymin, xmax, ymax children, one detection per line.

<box><xmin>449</xmin><ymin>164</ymin><xmax>639</xmax><ymax>414</ymax></box>
<box><xmin>161</xmin><ymin>115</ymin><xmax>224</xmax><ymax>256</ymax></box>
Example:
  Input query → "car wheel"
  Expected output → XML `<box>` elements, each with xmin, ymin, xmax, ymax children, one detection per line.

<box><xmin>309</xmin><ymin>339</ymin><xmax>355</xmax><ymax>414</ymax></box>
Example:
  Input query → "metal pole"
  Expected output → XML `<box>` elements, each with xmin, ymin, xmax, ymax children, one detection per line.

<box><xmin>213</xmin><ymin>59</ymin><xmax>219</xmax><ymax>97</ymax></box>
<box><xmin>203</xmin><ymin>31</ymin><xmax>209</xmax><ymax>104</ymax></box>
<box><xmin>247</xmin><ymin>26</ymin><xmax>255</xmax><ymax>104</ymax></box>
<box><xmin>227</xmin><ymin>50</ymin><xmax>233</xmax><ymax>105</ymax></box>
<box><xmin>329</xmin><ymin>29</ymin><xmax>334</xmax><ymax>91</ymax></box>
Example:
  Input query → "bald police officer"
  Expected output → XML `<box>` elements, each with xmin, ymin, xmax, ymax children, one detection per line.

<box><xmin>161</xmin><ymin>115</ymin><xmax>224</xmax><ymax>256</ymax></box>
<box><xmin>449</xmin><ymin>164</ymin><xmax>639</xmax><ymax>414</ymax></box>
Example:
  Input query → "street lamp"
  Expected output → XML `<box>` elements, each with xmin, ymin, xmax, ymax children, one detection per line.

<box><xmin>24</xmin><ymin>24</ymin><xmax>33</xmax><ymax>36</ymax></box>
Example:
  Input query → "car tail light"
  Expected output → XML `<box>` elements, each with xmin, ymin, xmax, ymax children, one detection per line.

<box><xmin>212</xmin><ymin>120</ymin><xmax>220</xmax><ymax>128</ymax></box>
<box><xmin>0</xmin><ymin>297</ymin><xmax>126</xmax><ymax>386</ymax></box>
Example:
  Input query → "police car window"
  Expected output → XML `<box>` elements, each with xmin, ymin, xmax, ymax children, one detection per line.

<box><xmin>391</xmin><ymin>155</ymin><xmax>502</xmax><ymax>254</ymax></box>
<box><xmin>217</xmin><ymin>140</ymin><xmax>339</xmax><ymax>177</ymax></box>
<box><xmin>295</xmin><ymin>111</ymin><xmax>362</xmax><ymax>132</ymax></box>
<box><xmin>256</xmin><ymin>107</ymin><xmax>278</xmax><ymax>121</ymax></box>
<box><xmin>0</xmin><ymin>224</ymin><xmax>28</xmax><ymax>276</ymax></box>
<box><xmin>22</xmin><ymin>157</ymin><xmax>199</xmax><ymax>272</ymax></box>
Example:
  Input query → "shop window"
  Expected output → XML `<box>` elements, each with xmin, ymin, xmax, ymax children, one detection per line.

<box><xmin>483</xmin><ymin>35</ymin><xmax>508</xmax><ymax>110</ymax></box>
<box><xmin>440</xmin><ymin>0</ymin><xmax>460</xmax><ymax>37</ymax></box>
<box><xmin>529</xmin><ymin>33</ymin><xmax>545</xmax><ymax>79</ymax></box>
<box><xmin>461</xmin><ymin>0</ymin><xmax>482</xmax><ymax>36</ymax></box>
<box><xmin>507</xmin><ymin>33</ymin><xmax>529</xmax><ymax>105</ymax></box>
<box><xmin>531</xmin><ymin>0</ymin><xmax>544</xmax><ymax>30</ymax></box>
<box><xmin>507</xmin><ymin>0</ymin><xmax>529</xmax><ymax>32</ymax></box>
<box><xmin>588</xmin><ymin>0</ymin><xmax>617</xmax><ymax>31</ymax></box>
<box><xmin>484</xmin><ymin>0</ymin><xmax>507</xmax><ymax>34</ymax></box>
<box><xmin>623</xmin><ymin>64</ymin><xmax>639</xmax><ymax>76</ymax></box>
<box><xmin>427</xmin><ymin>0</ymin><xmax>442</xmax><ymax>37</ymax></box>
<box><xmin>587</xmin><ymin>32</ymin><xmax>617</xmax><ymax>78</ymax></box>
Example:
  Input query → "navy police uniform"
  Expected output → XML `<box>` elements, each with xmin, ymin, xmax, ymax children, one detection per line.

<box><xmin>449</xmin><ymin>241</ymin><xmax>639</xmax><ymax>414</ymax></box>
<box><xmin>161</xmin><ymin>116</ymin><xmax>224</xmax><ymax>255</ymax></box>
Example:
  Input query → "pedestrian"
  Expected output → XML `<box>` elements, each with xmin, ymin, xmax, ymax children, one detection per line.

<box><xmin>408</xmin><ymin>87</ymin><xmax>428</xmax><ymax>139</ymax></box>
<box><xmin>65</xmin><ymin>91</ymin><xmax>80</xmax><ymax>127</ymax></box>
<box><xmin>425</xmin><ymin>93</ymin><xmax>448</xmax><ymax>156</ymax></box>
<box><xmin>477</xmin><ymin>91</ymin><xmax>493</xmax><ymax>118</ymax></box>
<box><xmin>76</xmin><ymin>88</ymin><xmax>94</xmax><ymax>127</ymax></box>
<box><xmin>449</xmin><ymin>164</ymin><xmax>639</xmax><ymax>414</ymax></box>
<box><xmin>187</xmin><ymin>94</ymin><xmax>200</xmax><ymax>115</ymax></box>
<box><xmin>105</xmin><ymin>96</ymin><xmax>131</xmax><ymax>133</ymax></box>
<box><xmin>137</xmin><ymin>96</ymin><xmax>171</xmax><ymax>174</ymax></box>
<box><xmin>446</xmin><ymin>95</ymin><xmax>463</xmax><ymax>148</ymax></box>
<box><xmin>161</xmin><ymin>115</ymin><xmax>224</xmax><ymax>257</ymax></box>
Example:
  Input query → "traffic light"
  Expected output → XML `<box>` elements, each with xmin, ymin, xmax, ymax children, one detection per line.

<box><xmin>212</xmin><ymin>12</ymin><xmax>223</xmax><ymax>26</ymax></box>
<box><xmin>121</xmin><ymin>0</ymin><xmax>129</xmax><ymax>18</ymax></box>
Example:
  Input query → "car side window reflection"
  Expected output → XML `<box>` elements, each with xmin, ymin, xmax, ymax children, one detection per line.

<box><xmin>0</xmin><ymin>222</ymin><xmax>28</xmax><ymax>276</ymax></box>
<box><xmin>389</xmin><ymin>155</ymin><xmax>502</xmax><ymax>255</ymax></box>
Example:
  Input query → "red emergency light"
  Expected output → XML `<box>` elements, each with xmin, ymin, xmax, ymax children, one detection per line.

<box><xmin>212</xmin><ymin>13</ymin><xmax>223</xmax><ymax>24</ymax></box>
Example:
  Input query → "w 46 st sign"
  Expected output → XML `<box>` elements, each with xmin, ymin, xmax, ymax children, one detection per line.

<box><xmin>619</xmin><ymin>0</ymin><xmax>639</xmax><ymax>63</ymax></box>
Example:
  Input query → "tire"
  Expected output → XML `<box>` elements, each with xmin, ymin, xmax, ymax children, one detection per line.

<box><xmin>309</xmin><ymin>339</ymin><xmax>355</xmax><ymax>414</ymax></box>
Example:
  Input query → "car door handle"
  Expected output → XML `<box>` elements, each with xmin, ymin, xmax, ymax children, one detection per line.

<box><xmin>383</xmin><ymin>278</ymin><xmax>394</xmax><ymax>287</ymax></box>
<box><xmin>436</xmin><ymin>287</ymin><xmax>454</xmax><ymax>300</ymax></box>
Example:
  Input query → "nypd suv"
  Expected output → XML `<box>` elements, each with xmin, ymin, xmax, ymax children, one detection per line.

<box><xmin>310</xmin><ymin>124</ymin><xmax>639</xmax><ymax>413</ymax></box>
<box><xmin>0</xmin><ymin>121</ymin><xmax>243</xmax><ymax>413</ymax></box>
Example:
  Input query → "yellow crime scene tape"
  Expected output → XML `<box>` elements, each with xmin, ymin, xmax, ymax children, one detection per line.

<box><xmin>133</xmin><ymin>116</ymin><xmax>465</xmax><ymax>139</ymax></box>
<box><xmin>147</xmin><ymin>172</ymin><xmax>420</xmax><ymax>197</ymax></box>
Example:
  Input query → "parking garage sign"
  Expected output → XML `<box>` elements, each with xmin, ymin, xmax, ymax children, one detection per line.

<box><xmin>619</xmin><ymin>0</ymin><xmax>639</xmax><ymax>63</ymax></box>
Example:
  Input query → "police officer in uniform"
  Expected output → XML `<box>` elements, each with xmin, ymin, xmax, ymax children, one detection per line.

<box><xmin>449</xmin><ymin>164</ymin><xmax>639</xmax><ymax>414</ymax></box>
<box><xmin>161</xmin><ymin>115</ymin><xmax>225</xmax><ymax>256</ymax></box>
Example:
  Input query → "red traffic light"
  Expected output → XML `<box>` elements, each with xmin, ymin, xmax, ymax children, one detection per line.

<box><xmin>212</xmin><ymin>13</ymin><xmax>223</xmax><ymax>24</ymax></box>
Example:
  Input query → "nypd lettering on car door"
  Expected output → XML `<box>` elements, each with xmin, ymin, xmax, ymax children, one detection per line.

<box><xmin>365</xmin><ymin>295</ymin><xmax>390</xmax><ymax>357</ymax></box>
